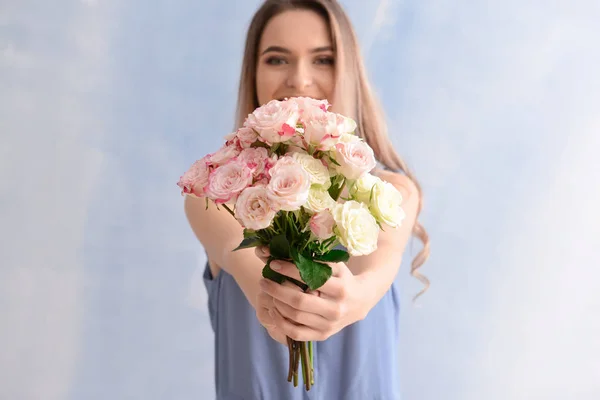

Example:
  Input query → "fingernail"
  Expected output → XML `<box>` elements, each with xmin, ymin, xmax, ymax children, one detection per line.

<box><xmin>271</xmin><ymin>262</ymin><xmax>281</xmax><ymax>271</ymax></box>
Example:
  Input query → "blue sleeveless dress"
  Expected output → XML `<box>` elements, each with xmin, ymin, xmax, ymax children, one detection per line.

<box><xmin>203</xmin><ymin>265</ymin><xmax>403</xmax><ymax>400</ymax></box>
<box><xmin>203</xmin><ymin>164</ymin><xmax>403</xmax><ymax>400</ymax></box>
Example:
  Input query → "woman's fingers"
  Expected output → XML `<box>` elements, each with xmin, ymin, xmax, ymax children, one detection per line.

<box><xmin>260</xmin><ymin>278</ymin><xmax>338</xmax><ymax>320</ymax></box>
<box><xmin>254</xmin><ymin>246</ymin><xmax>270</xmax><ymax>264</ymax></box>
<box><xmin>270</xmin><ymin>307</ymin><xmax>326</xmax><ymax>342</ymax></box>
<box><xmin>272</xmin><ymin>297</ymin><xmax>330</xmax><ymax>332</ymax></box>
<box><xmin>256</xmin><ymin>290</ymin><xmax>289</xmax><ymax>345</ymax></box>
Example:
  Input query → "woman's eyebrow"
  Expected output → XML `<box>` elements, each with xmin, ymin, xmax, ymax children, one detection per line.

<box><xmin>261</xmin><ymin>45</ymin><xmax>333</xmax><ymax>55</ymax></box>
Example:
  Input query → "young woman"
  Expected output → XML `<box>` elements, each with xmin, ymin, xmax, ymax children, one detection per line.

<box><xmin>184</xmin><ymin>1</ymin><xmax>430</xmax><ymax>398</ymax></box>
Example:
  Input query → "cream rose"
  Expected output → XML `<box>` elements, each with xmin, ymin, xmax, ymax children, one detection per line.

<box><xmin>310</xmin><ymin>210</ymin><xmax>335</xmax><ymax>240</ymax></box>
<box><xmin>205</xmin><ymin>160</ymin><xmax>253</xmax><ymax>204</ymax></box>
<box><xmin>234</xmin><ymin>186</ymin><xmax>277</xmax><ymax>230</ymax></box>
<box><xmin>349</xmin><ymin>173</ymin><xmax>382</xmax><ymax>203</ymax></box>
<box><xmin>333</xmin><ymin>139</ymin><xmax>377</xmax><ymax>179</ymax></box>
<box><xmin>304</xmin><ymin>187</ymin><xmax>336</xmax><ymax>213</ymax></box>
<box><xmin>244</xmin><ymin>99</ymin><xmax>300</xmax><ymax>144</ymax></box>
<box><xmin>266</xmin><ymin>157</ymin><xmax>311</xmax><ymax>211</ymax></box>
<box><xmin>332</xmin><ymin>200</ymin><xmax>379</xmax><ymax>256</ymax></box>
<box><xmin>292</xmin><ymin>152</ymin><xmax>331</xmax><ymax>188</ymax></box>
<box><xmin>370</xmin><ymin>180</ymin><xmax>405</xmax><ymax>228</ymax></box>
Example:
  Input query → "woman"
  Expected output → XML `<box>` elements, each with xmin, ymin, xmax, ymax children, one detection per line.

<box><xmin>184</xmin><ymin>0</ymin><xmax>430</xmax><ymax>399</ymax></box>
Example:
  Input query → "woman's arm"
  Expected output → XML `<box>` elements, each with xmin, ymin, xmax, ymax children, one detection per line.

<box><xmin>350</xmin><ymin>170</ymin><xmax>420</xmax><ymax>310</ymax></box>
<box><xmin>184</xmin><ymin>195</ymin><xmax>266</xmax><ymax>311</ymax></box>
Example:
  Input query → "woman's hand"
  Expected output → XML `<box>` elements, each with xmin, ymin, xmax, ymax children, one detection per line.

<box><xmin>256</xmin><ymin>290</ymin><xmax>289</xmax><ymax>345</ymax></box>
<box><xmin>254</xmin><ymin>246</ymin><xmax>370</xmax><ymax>342</ymax></box>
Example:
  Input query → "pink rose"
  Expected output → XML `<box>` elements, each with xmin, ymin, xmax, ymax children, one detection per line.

<box><xmin>309</xmin><ymin>210</ymin><xmax>335</xmax><ymax>240</ymax></box>
<box><xmin>209</xmin><ymin>144</ymin><xmax>241</xmax><ymax>166</ymax></box>
<box><xmin>234</xmin><ymin>186</ymin><xmax>278</xmax><ymax>230</ymax></box>
<box><xmin>238</xmin><ymin>147</ymin><xmax>269</xmax><ymax>175</ymax></box>
<box><xmin>268</xmin><ymin>155</ymin><xmax>298</xmax><ymax>176</ymax></box>
<box><xmin>303</xmin><ymin>112</ymin><xmax>356</xmax><ymax>151</ymax></box>
<box><xmin>244</xmin><ymin>99</ymin><xmax>300</xmax><ymax>144</ymax></box>
<box><xmin>333</xmin><ymin>139</ymin><xmax>377</xmax><ymax>179</ymax></box>
<box><xmin>235</xmin><ymin>126</ymin><xmax>259</xmax><ymax>148</ymax></box>
<box><xmin>267</xmin><ymin>156</ymin><xmax>311</xmax><ymax>211</ymax></box>
<box><xmin>292</xmin><ymin>96</ymin><xmax>330</xmax><ymax>121</ymax></box>
<box><xmin>205</xmin><ymin>160</ymin><xmax>253</xmax><ymax>204</ymax></box>
<box><xmin>177</xmin><ymin>156</ymin><xmax>211</xmax><ymax>198</ymax></box>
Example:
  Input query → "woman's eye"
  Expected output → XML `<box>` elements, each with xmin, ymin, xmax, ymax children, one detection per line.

<box><xmin>315</xmin><ymin>57</ymin><xmax>334</xmax><ymax>65</ymax></box>
<box><xmin>265</xmin><ymin>57</ymin><xmax>287</xmax><ymax>65</ymax></box>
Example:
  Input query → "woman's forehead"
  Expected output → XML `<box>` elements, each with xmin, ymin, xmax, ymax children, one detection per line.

<box><xmin>259</xmin><ymin>10</ymin><xmax>333</xmax><ymax>53</ymax></box>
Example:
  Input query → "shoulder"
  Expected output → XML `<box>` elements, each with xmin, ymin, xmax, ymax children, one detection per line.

<box><xmin>373</xmin><ymin>168</ymin><xmax>419</xmax><ymax>204</ymax></box>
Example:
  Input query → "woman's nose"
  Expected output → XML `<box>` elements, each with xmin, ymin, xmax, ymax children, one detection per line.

<box><xmin>286</xmin><ymin>61</ymin><xmax>313</xmax><ymax>90</ymax></box>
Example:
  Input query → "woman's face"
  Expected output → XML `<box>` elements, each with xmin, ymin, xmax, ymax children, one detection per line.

<box><xmin>256</xmin><ymin>9</ymin><xmax>335</xmax><ymax>106</ymax></box>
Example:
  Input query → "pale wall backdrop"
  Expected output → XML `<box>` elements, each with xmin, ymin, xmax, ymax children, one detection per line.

<box><xmin>1</xmin><ymin>0</ymin><xmax>599</xmax><ymax>399</ymax></box>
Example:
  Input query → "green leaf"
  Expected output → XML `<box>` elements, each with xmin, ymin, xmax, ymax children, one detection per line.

<box><xmin>269</xmin><ymin>234</ymin><xmax>290</xmax><ymax>259</ymax></box>
<box><xmin>328</xmin><ymin>181</ymin><xmax>344</xmax><ymax>201</ymax></box>
<box><xmin>328</xmin><ymin>156</ymin><xmax>341</xmax><ymax>166</ymax></box>
<box><xmin>291</xmin><ymin>247</ymin><xmax>332</xmax><ymax>291</ymax></box>
<box><xmin>315</xmin><ymin>249</ymin><xmax>350</xmax><ymax>263</ymax></box>
<box><xmin>233</xmin><ymin>237</ymin><xmax>261</xmax><ymax>251</ymax></box>
<box><xmin>243</xmin><ymin>229</ymin><xmax>256</xmax><ymax>239</ymax></box>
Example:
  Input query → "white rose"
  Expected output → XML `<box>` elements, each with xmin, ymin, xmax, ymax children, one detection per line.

<box><xmin>333</xmin><ymin>139</ymin><xmax>377</xmax><ymax>180</ymax></box>
<box><xmin>349</xmin><ymin>173</ymin><xmax>382</xmax><ymax>203</ymax></box>
<box><xmin>310</xmin><ymin>210</ymin><xmax>335</xmax><ymax>240</ymax></box>
<box><xmin>244</xmin><ymin>99</ymin><xmax>300</xmax><ymax>144</ymax></box>
<box><xmin>234</xmin><ymin>186</ymin><xmax>278</xmax><ymax>230</ymax></box>
<box><xmin>337</xmin><ymin>132</ymin><xmax>361</xmax><ymax>144</ymax></box>
<box><xmin>370</xmin><ymin>180</ymin><xmax>405</xmax><ymax>228</ymax></box>
<box><xmin>332</xmin><ymin>200</ymin><xmax>379</xmax><ymax>256</ymax></box>
<box><xmin>292</xmin><ymin>152</ymin><xmax>331</xmax><ymax>188</ymax></box>
<box><xmin>267</xmin><ymin>157</ymin><xmax>311</xmax><ymax>211</ymax></box>
<box><xmin>305</xmin><ymin>187</ymin><xmax>337</xmax><ymax>213</ymax></box>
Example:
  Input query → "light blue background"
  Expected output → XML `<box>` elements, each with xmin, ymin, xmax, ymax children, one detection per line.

<box><xmin>1</xmin><ymin>1</ymin><xmax>599</xmax><ymax>399</ymax></box>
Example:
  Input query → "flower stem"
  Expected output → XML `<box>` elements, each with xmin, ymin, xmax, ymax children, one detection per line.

<box><xmin>220</xmin><ymin>203</ymin><xmax>235</xmax><ymax>217</ymax></box>
<box><xmin>301</xmin><ymin>341</ymin><xmax>311</xmax><ymax>391</ymax></box>
<box><xmin>293</xmin><ymin>342</ymin><xmax>300</xmax><ymax>387</ymax></box>
<box><xmin>309</xmin><ymin>341</ymin><xmax>314</xmax><ymax>385</ymax></box>
<box><xmin>287</xmin><ymin>337</ymin><xmax>294</xmax><ymax>382</ymax></box>
<box><xmin>300</xmin><ymin>342</ymin><xmax>307</xmax><ymax>390</ymax></box>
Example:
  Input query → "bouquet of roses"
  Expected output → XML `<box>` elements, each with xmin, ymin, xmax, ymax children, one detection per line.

<box><xmin>177</xmin><ymin>97</ymin><xmax>405</xmax><ymax>391</ymax></box>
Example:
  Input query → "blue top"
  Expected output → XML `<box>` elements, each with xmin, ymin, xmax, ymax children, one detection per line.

<box><xmin>203</xmin><ymin>264</ymin><xmax>403</xmax><ymax>400</ymax></box>
<box><xmin>203</xmin><ymin>161</ymin><xmax>403</xmax><ymax>399</ymax></box>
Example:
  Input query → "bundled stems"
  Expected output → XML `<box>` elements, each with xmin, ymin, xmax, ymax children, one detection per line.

<box><xmin>285</xmin><ymin>337</ymin><xmax>313</xmax><ymax>391</ymax></box>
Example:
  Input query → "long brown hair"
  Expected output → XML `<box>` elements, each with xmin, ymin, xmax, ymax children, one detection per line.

<box><xmin>235</xmin><ymin>0</ymin><xmax>430</xmax><ymax>299</ymax></box>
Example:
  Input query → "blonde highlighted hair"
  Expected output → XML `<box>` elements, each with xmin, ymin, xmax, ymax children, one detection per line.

<box><xmin>235</xmin><ymin>0</ymin><xmax>430</xmax><ymax>298</ymax></box>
